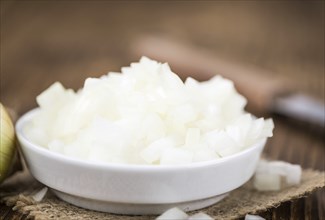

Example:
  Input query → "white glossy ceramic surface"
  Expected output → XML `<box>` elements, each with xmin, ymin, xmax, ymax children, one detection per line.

<box><xmin>16</xmin><ymin>109</ymin><xmax>266</xmax><ymax>214</ymax></box>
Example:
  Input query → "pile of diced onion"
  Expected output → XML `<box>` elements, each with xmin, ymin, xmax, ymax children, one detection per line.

<box><xmin>24</xmin><ymin>57</ymin><xmax>274</xmax><ymax>165</ymax></box>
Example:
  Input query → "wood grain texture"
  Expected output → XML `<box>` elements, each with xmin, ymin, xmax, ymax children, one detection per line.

<box><xmin>1</xmin><ymin>1</ymin><xmax>324</xmax><ymax>219</ymax></box>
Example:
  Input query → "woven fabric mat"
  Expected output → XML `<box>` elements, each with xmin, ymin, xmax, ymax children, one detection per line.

<box><xmin>0</xmin><ymin>168</ymin><xmax>324</xmax><ymax>220</ymax></box>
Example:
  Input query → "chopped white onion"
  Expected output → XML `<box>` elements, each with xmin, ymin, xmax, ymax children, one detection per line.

<box><xmin>25</xmin><ymin>57</ymin><xmax>274</xmax><ymax>165</ymax></box>
<box><xmin>254</xmin><ymin>160</ymin><xmax>302</xmax><ymax>191</ymax></box>
<box><xmin>32</xmin><ymin>187</ymin><xmax>48</xmax><ymax>202</ymax></box>
<box><xmin>156</xmin><ymin>207</ymin><xmax>188</xmax><ymax>220</ymax></box>
<box><xmin>286</xmin><ymin>164</ymin><xmax>302</xmax><ymax>185</ymax></box>
<box><xmin>245</xmin><ymin>214</ymin><xmax>265</xmax><ymax>220</ymax></box>
<box><xmin>188</xmin><ymin>212</ymin><xmax>214</xmax><ymax>220</ymax></box>
<box><xmin>254</xmin><ymin>172</ymin><xmax>281</xmax><ymax>191</ymax></box>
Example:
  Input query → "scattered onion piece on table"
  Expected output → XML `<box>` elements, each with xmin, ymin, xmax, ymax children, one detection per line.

<box><xmin>188</xmin><ymin>212</ymin><xmax>214</xmax><ymax>220</ymax></box>
<box><xmin>254</xmin><ymin>160</ymin><xmax>302</xmax><ymax>191</ymax></box>
<box><xmin>245</xmin><ymin>214</ymin><xmax>265</xmax><ymax>220</ymax></box>
<box><xmin>156</xmin><ymin>207</ymin><xmax>188</xmax><ymax>220</ymax></box>
<box><xmin>156</xmin><ymin>207</ymin><xmax>214</xmax><ymax>220</ymax></box>
<box><xmin>32</xmin><ymin>187</ymin><xmax>48</xmax><ymax>202</ymax></box>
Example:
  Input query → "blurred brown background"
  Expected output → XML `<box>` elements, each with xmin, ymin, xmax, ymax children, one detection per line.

<box><xmin>1</xmin><ymin>0</ymin><xmax>324</xmax><ymax>219</ymax></box>
<box><xmin>1</xmin><ymin>1</ymin><xmax>324</xmax><ymax>115</ymax></box>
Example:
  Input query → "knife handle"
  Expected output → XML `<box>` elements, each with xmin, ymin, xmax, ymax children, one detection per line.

<box><xmin>131</xmin><ymin>36</ymin><xmax>290</xmax><ymax>114</ymax></box>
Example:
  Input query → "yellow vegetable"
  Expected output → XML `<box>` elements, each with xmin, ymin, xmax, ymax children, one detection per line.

<box><xmin>0</xmin><ymin>103</ymin><xmax>16</xmax><ymax>183</ymax></box>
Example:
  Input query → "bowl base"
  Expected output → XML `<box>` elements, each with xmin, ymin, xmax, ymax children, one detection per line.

<box><xmin>52</xmin><ymin>189</ymin><xmax>228</xmax><ymax>215</ymax></box>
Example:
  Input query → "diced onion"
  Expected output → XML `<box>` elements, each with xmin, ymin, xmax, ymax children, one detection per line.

<box><xmin>245</xmin><ymin>214</ymin><xmax>265</xmax><ymax>220</ymax></box>
<box><xmin>188</xmin><ymin>212</ymin><xmax>214</xmax><ymax>220</ymax></box>
<box><xmin>254</xmin><ymin>173</ymin><xmax>281</xmax><ymax>191</ymax></box>
<box><xmin>254</xmin><ymin>160</ymin><xmax>302</xmax><ymax>191</ymax></box>
<box><xmin>25</xmin><ymin>57</ymin><xmax>274</xmax><ymax>165</ymax></box>
<box><xmin>32</xmin><ymin>187</ymin><xmax>48</xmax><ymax>202</ymax></box>
<box><xmin>156</xmin><ymin>208</ymin><xmax>214</xmax><ymax>220</ymax></box>
<box><xmin>156</xmin><ymin>207</ymin><xmax>188</xmax><ymax>220</ymax></box>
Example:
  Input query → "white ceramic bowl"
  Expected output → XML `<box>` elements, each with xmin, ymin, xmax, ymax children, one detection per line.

<box><xmin>16</xmin><ymin>109</ymin><xmax>266</xmax><ymax>215</ymax></box>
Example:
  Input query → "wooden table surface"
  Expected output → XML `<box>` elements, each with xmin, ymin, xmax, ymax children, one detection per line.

<box><xmin>1</xmin><ymin>1</ymin><xmax>324</xmax><ymax>219</ymax></box>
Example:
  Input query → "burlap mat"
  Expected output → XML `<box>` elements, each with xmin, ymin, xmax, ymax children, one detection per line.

<box><xmin>0</xmin><ymin>168</ymin><xmax>324</xmax><ymax>220</ymax></box>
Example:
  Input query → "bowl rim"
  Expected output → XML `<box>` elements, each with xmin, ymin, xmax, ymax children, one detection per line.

<box><xmin>16</xmin><ymin>108</ymin><xmax>266</xmax><ymax>172</ymax></box>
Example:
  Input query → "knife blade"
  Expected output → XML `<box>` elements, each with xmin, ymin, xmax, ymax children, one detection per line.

<box><xmin>131</xmin><ymin>36</ymin><xmax>325</xmax><ymax>128</ymax></box>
